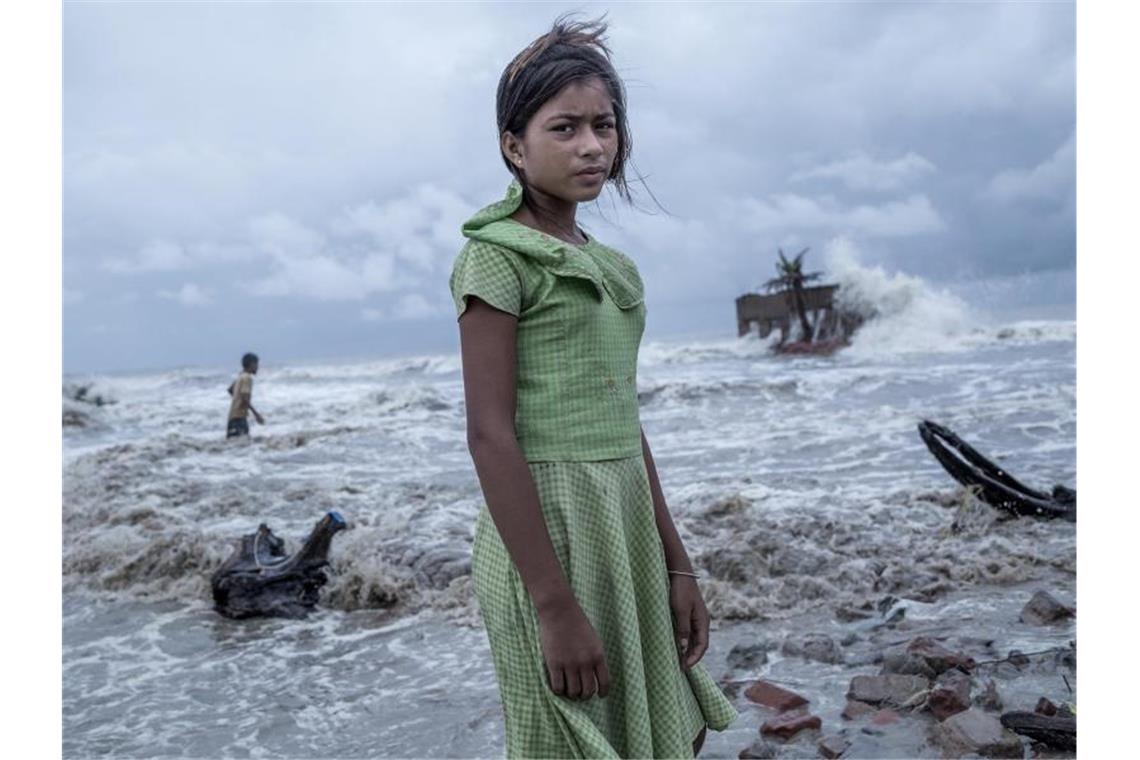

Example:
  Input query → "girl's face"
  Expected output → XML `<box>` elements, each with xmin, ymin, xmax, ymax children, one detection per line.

<box><xmin>503</xmin><ymin>76</ymin><xmax>619</xmax><ymax>205</ymax></box>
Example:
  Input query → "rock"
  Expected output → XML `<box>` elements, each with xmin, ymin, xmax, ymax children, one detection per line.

<box><xmin>845</xmin><ymin>651</ymin><xmax>883</xmax><ymax>667</ymax></box>
<box><xmin>739</xmin><ymin>738</ymin><xmax>781</xmax><ymax>759</ymax></box>
<box><xmin>1035</xmin><ymin>697</ymin><xmax>1057</xmax><ymax>716</ymax></box>
<box><xmin>841</xmin><ymin>700</ymin><xmax>876</xmax><ymax>721</ymax></box>
<box><xmin>1019</xmin><ymin>590</ymin><xmax>1075</xmax><ymax>625</ymax></box>
<box><xmin>870</xmin><ymin>709</ymin><xmax>900</xmax><ymax>726</ymax></box>
<box><xmin>880</xmin><ymin>652</ymin><xmax>937</xmax><ymax>680</ymax></box>
<box><xmin>727</xmin><ymin>642</ymin><xmax>772</xmax><ymax>671</ymax></box>
<box><xmin>761</xmin><ymin>712</ymin><xmax>823</xmax><ymax>740</ymax></box>
<box><xmin>839</xmin><ymin>632</ymin><xmax>859</xmax><ymax>647</ymax></box>
<box><xmin>934</xmin><ymin>708</ymin><xmax>1024</xmax><ymax>758</ymax></box>
<box><xmin>847</xmin><ymin>674</ymin><xmax>930</xmax><ymax>707</ymax></box>
<box><xmin>782</xmin><ymin>633</ymin><xmax>845</xmax><ymax>665</ymax></box>
<box><xmin>817</xmin><ymin>734</ymin><xmax>850</xmax><ymax>758</ymax></box>
<box><xmin>1007</xmin><ymin>650</ymin><xmax>1030</xmax><ymax>668</ymax></box>
<box><xmin>974</xmin><ymin>678</ymin><xmax>1004</xmax><ymax>712</ymax></box>
<box><xmin>905</xmin><ymin>636</ymin><xmax>976</xmax><ymax>674</ymax></box>
<box><xmin>928</xmin><ymin>671</ymin><xmax>972</xmax><ymax>721</ymax></box>
<box><xmin>745</xmin><ymin>680</ymin><xmax>810</xmax><ymax>712</ymax></box>
<box><xmin>835</xmin><ymin>604</ymin><xmax>875</xmax><ymax>623</ymax></box>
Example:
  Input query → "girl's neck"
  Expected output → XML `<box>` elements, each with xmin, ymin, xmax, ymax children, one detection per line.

<box><xmin>511</xmin><ymin>185</ymin><xmax>587</xmax><ymax>245</ymax></box>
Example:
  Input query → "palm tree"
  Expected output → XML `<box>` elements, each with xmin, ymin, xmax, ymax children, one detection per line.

<box><xmin>763</xmin><ymin>247</ymin><xmax>823</xmax><ymax>342</ymax></box>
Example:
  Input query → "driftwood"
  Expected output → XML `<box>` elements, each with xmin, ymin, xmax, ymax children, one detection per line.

<box><xmin>1000</xmin><ymin>711</ymin><xmax>1076</xmax><ymax>751</ymax></box>
<box><xmin>917</xmin><ymin>420</ymin><xmax>1075</xmax><ymax>522</ymax></box>
<box><xmin>211</xmin><ymin>512</ymin><xmax>346</xmax><ymax>619</ymax></box>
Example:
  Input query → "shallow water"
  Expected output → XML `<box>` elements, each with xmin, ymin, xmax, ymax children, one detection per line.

<box><xmin>63</xmin><ymin>581</ymin><xmax>1075</xmax><ymax>758</ymax></box>
<box><xmin>63</xmin><ymin>269</ymin><xmax>1075</xmax><ymax>758</ymax></box>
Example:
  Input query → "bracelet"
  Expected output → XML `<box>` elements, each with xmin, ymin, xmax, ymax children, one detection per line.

<box><xmin>667</xmin><ymin>569</ymin><xmax>700</xmax><ymax>579</ymax></box>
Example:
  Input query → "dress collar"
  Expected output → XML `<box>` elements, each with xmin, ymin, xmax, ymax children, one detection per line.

<box><xmin>461</xmin><ymin>181</ymin><xmax>644</xmax><ymax>310</ymax></box>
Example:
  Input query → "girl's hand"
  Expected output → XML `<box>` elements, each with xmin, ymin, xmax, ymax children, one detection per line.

<box><xmin>669</xmin><ymin>575</ymin><xmax>709</xmax><ymax>669</ymax></box>
<box><xmin>536</xmin><ymin>600</ymin><xmax>611</xmax><ymax>701</ymax></box>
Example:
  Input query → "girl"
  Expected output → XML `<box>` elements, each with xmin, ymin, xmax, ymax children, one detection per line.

<box><xmin>451</xmin><ymin>17</ymin><xmax>737</xmax><ymax>759</ymax></box>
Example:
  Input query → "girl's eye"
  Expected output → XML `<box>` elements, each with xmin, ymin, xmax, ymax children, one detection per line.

<box><xmin>597</xmin><ymin>122</ymin><xmax>615</xmax><ymax>131</ymax></box>
<box><xmin>552</xmin><ymin>124</ymin><xmax>574</xmax><ymax>134</ymax></box>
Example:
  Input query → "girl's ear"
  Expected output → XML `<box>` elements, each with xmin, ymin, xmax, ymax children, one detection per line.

<box><xmin>501</xmin><ymin>131</ymin><xmax>525</xmax><ymax>169</ymax></box>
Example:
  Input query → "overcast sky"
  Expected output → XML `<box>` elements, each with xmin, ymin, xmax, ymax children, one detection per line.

<box><xmin>63</xmin><ymin>1</ymin><xmax>1075</xmax><ymax>373</ymax></box>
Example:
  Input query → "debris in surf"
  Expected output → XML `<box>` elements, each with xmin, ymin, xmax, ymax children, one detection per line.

<box><xmin>1000</xmin><ymin>710</ymin><xmax>1076</xmax><ymax>751</ymax></box>
<box><xmin>917</xmin><ymin>420</ymin><xmax>1076</xmax><ymax>522</ymax></box>
<box><xmin>210</xmin><ymin>511</ymin><xmax>346</xmax><ymax>619</ymax></box>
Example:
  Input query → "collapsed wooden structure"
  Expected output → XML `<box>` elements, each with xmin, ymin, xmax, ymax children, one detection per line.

<box><xmin>735</xmin><ymin>284</ymin><xmax>854</xmax><ymax>342</ymax></box>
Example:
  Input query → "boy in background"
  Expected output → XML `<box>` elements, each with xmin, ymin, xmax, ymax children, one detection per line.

<box><xmin>226</xmin><ymin>352</ymin><xmax>264</xmax><ymax>438</ymax></box>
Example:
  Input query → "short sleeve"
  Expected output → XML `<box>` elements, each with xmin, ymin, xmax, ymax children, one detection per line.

<box><xmin>449</xmin><ymin>242</ymin><xmax>523</xmax><ymax>318</ymax></box>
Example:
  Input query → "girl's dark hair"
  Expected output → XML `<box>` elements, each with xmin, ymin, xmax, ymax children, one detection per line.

<box><xmin>497</xmin><ymin>15</ymin><xmax>634</xmax><ymax>204</ymax></box>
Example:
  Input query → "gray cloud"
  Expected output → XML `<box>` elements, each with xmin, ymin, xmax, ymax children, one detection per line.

<box><xmin>734</xmin><ymin>193</ymin><xmax>946</xmax><ymax>239</ymax></box>
<box><xmin>791</xmin><ymin>152</ymin><xmax>937</xmax><ymax>192</ymax></box>
<box><xmin>983</xmin><ymin>133</ymin><xmax>1075</xmax><ymax>204</ymax></box>
<box><xmin>64</xmin><ymin>1</ymin><xmax>1074</xmax><ymax>372</ymax></box>
<box><xmin>158</xmin><ymin>283</ymin><xmax>212</xmax><ymax>308</ymax></box>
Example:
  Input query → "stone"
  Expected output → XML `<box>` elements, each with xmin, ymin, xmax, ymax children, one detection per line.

<box><xmin>835</xmin><ymin>604</ymin><xmax>875</xmax><ymax>623</ymax></box>
<box><xmin>727</xmin><ymin>642</ymin><xmax>772</xmax><ymax>672</ymax></box>
<box><xmin>839</xmin><ymin>632</ymin><xmax>859</xmax><ymax>647</ymax></box>
<box><xmin>739</xmin><ymin>738</ymin><xmax>781</xmax><ymax>759</ymax></box>
<box><xmin>974</xmin><ymin>679</ymin><xmax>1003</xmax><ymax>712</ymax></box>
<box><xmin>1007</xmin><ymin>650</ymin><xmax>1030</xmax><ymax>668</ymax></box>
<box><xmin>1019</xmin><ymin>590</ymin><xmax>1075</xmax><ymax>625</ymax></box>
<box><xmin>1035</xmin><ymin>697</ymin><xmax>1058</xmax><ymax>716</ymax></box>
<box><xmin>818</xmin><ymin>734</ymin><xmax>850</xmax><ymax>758</ymax></box>
<box><xmin>761</xmin><ymin>712</ymin><xmax>823</xmax><ymax>741</ymax></box>
<box><xmin>905</xmin><ymin>636</ymin><xmax>976</xmax><ymax>674</ymax></box>
<box><xmin>841</xmin><ymin>700</ymin><xmax>876</xmax><ymax>721</ymax></box>
<box><xmin>934</xmin><ymin>707</ymin><xmax>1024</xmax><ymax>758</ymax></box>
<box><xmin>928</xmin><ymin>671</ymin><xmax>972</xmax><ymax>721</ymax></box>
<box><xmin>847</xmin><ymin>674</ymin><xmax>930</xmax><ymax>707</ymax></box>
<box><xmin>880</xmin><ymin>652</ymin><xmax>937</xmax><ymax>680</ymax></box>
<box><xmin>745</xmin><ymin>680</ymin><xmax>810</xmax><ymax>712</ymax></box>
<box><xmin>870</xmin><ymin>709</ymin><xmax>900</xmax><ymax>726</ymax></box>
<box><xmin>846</xmin><ymin>652</ymin><xmax>884</xmax><ymax>667</ymax></box>
<box><xmin>782</xmin><ymin>633</ymin><xmax>845</xmax><ymax>665</ymax></box>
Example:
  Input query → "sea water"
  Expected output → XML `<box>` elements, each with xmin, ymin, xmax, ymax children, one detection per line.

<box><xmin>63</xmin><ymin>266</ymin><xmax>1075</xmax><ymax>758</ymax></box>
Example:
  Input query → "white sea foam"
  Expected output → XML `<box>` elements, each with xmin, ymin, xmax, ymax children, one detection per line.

<box><xmin>822</xmin><ymin>237</ymin><xmax>977</xmax><ymax>358</ymax></box>
<box><xmin>63</xmin><ymin>290</ymin><xmax>1075</xmax><ymax>759</ymax></box>
<box><xmin>63</xmin><ymin>295</ymin><xmax>1075</xmax><ymax>626</ymax></box>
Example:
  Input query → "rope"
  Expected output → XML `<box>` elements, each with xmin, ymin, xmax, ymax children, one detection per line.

<box><xmin>972</xmin><ymin>645</ymin><xmax>1073</xmax><ymax>667</ymax></box>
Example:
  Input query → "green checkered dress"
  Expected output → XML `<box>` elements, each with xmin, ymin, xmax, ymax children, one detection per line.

<box><xmin>450</xmin><ymin>183</ymin><xmax>737</xmax><ymax>759</ymax></box>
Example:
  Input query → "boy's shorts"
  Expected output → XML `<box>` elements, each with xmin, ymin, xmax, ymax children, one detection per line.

<box><xmin>226</xmin><ymin>417</ymin><xmax>250</xmax><ymax>439</ymax></box>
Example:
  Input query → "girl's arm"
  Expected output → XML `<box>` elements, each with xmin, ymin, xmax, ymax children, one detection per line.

<box><xmin>459</xmin><ymin>297</ymin><xmax>611</xmax><ymax>700</ymax></box>
<box><xmin>641</xmin><ymin>427</ymin><xmax>709</xmax><ymax>669</ymax></box>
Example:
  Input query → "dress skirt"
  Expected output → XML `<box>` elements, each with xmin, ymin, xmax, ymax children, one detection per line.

<box><xmin>472</xmin><ymin>454</ymin><xmax>738</xmax><ymax>759</ymax></box>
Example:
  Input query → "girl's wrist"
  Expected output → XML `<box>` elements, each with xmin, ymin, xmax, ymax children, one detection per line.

<box><xmin>667</xmin><ymin>569</ymin><xmax>700</xmax><ymax>580</ymax></box>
